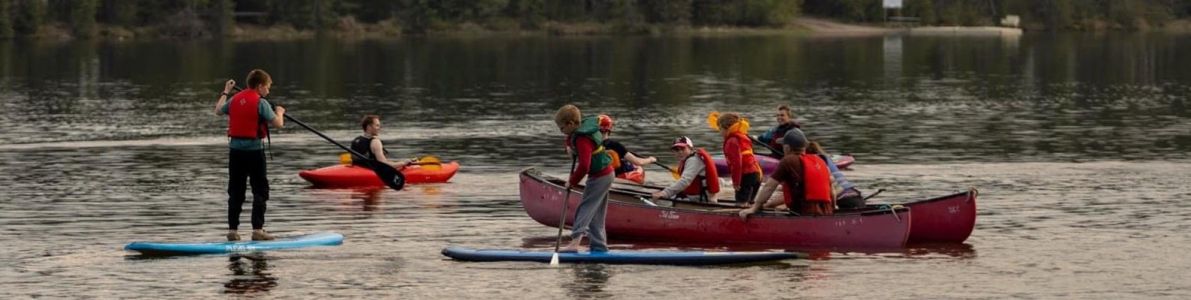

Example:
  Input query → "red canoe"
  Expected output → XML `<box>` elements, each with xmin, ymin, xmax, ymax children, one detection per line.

<box><xmin>888</xmin><ymin>188</ymin><xmax>977</xmax><ymax>243</ymax></box>
<box><xmin>299</xmin><ymin>161</ymin><xmax>460</xmax><ymax>188</ymax></box>
<box><xmin>519</xmin><ymin>168</ymin><xmax>912</xmax><ymax>250</ymax></box>
<box><xmin>713</xmin><ymin>154</ymin><xmax>855</xmax><ymax>177</ymax></box>
<box><xmin>611</xmin><ymin>182</ymin><xmax>977</xmax><ymax>244</ymax></box>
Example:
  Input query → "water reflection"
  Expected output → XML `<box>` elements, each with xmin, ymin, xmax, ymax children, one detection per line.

<box><xmin>224</xmin><ymin>253</ymin><xmax>277</xmax><ymax>295</ymax></box>
<box><xmin>565</xmin><ymin>264</ymin><xmax>612</xmax><ymax>299</ymax></box>
<box><xmin>351</xmin><ymin>188</ymin><xmax>384</xmax><ymax>212</ymax></box>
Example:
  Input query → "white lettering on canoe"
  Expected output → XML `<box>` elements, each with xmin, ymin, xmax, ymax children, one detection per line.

<box><xmin>660</xmin><ymin>210</ymin><xmax>679</xmax><ymax>220</ymax></box>
<box><xmin>948</xmin><ymin>206</ymin><xmax>960</xmax><ymax>214</ymax></box>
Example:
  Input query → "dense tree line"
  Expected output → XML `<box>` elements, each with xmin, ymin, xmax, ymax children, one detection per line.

<box><xmin>0</xmin><ymin>0</ymin><xmax>1189</xmax><ymax>39</ymax></box>
<box><xmin>807</xmin><ymin>0</ymin><xmax>1191</xmax><ymax>30</ymax></box>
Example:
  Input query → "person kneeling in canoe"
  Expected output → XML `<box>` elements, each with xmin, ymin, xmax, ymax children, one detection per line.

<box><xmin>807</xmin><ymin>141</ymin><xmax>865</xmax><ymax>209</ymax></box>
<box><xmin>214</xmin><ymin>69</ymin><xmax>285</xmax><ymax>241</ymax></box>
<box><xmin>556</xmin><ymin>104</ymin><xmax>614</xmax><ymax>253</ymax></box>
<box><xmin>755</xmin><ymin>105</ymin><xmax>801</xmax><ymax>158</ymax></box>
<box><xmin>650</xmin><ymin>136</ymin><xmax>720</xmax><ymax>203</ymax></box>
<box><xmin>739</xmin><ymin>128</ymin><xmax>835</xmax><ymax>219</ymax></box>
<box><xmin>716</xmin><ymin>112</ymin><xmax>763</xmax><ymax>204</ymax></box>
<box><xmin>596</xmin><ymin>114</ymin><xmax>657</xmax><ymax>184</ymax></box>
<box><xmin>350</xmin><ymin>115</ymin><xmax>416</xmax><ymax>170</ymax></box>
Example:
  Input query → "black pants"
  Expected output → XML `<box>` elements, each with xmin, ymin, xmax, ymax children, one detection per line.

<box><xmin>228</xmin><ymin>149</ymin><xmax>268</xmax><ymax>230</ymax></box>
<box><xmin>735</xmin><ymin>172</ymin><xmax>762</xmax><ymax>203</ymax></box>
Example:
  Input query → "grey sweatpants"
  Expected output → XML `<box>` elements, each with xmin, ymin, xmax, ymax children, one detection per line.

<box><xmin>571</xmin><ymin>173</ymin><xmax>612</xmax><ymax>252</ymax></box>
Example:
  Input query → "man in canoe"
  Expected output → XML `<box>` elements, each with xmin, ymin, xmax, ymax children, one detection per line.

<box><xmin>650</xmin><ymin>136</ymin><xmax>720</xmax><ymax>202</ymax></box>
<box><xmin>214</xmin><ymin>69</ymin><xmax>285</xmax><ymax>241</ymax></box>
<box><xmin>807</xmin><ymin>141</ymin><xmax>865</xmax><ymax>209</ymax></box>
<box><xmin>596</xmin><ymin>114</ymin><xmax>658</xmax><ymax>183</ymax></box>
<box><xmin>755</xmin><ymin>105</ymin><xmax>801</xmax><ymax>157</ymax></box>
<box><xmin>350</xmin><ymin>115</ymin><xmax>416</xmax><ymax>170</ymax></box>
<box><xmin>739</xmin><ymin>128</ymin><xmax>835</xmax><ymax>219</ymax></box>
<box><xmin>716</xmin><ymin>112</ymin><xmax>763</xmax><ymax>204</ymax></box>
<box><xmin>555</xmin><ymin>104</ymin><xmax>614</xmax><ymax>253</ymax></box>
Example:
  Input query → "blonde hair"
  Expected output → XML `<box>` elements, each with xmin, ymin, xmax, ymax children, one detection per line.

<box><xmin>716</xmin><ymin>112</ymin><xmax>741</xmax><ymax>130</ymax></box>
<box><xmin>554</xmin><ymin>104</ymin><xmax>581</xmax><ymax>129</ymax></box>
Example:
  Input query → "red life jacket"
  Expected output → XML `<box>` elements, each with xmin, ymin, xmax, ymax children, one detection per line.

<box><xmin>227</xmin><ymin>89</ymin><xmax>267</xmax><ymax>139</ymax></box>
<box><xmin>678</xmin><ymin>148</ymin><xmax>721</xmax><ymax>198</ymax></box>
<box><xmin>724</xmin><ymin>132</ymin><xmax>762</xmax><ymax>174</ymax></box>
<box><xmin>782</xmin><ymin>153</ymin><xmax>834</xmax><ymax>207</ymax></box>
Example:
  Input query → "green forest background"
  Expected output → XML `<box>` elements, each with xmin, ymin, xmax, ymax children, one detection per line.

<box><xmin>2</xmin><ymin>0</ymin><xmax>1190</xmax><ymax>38</ymax></box>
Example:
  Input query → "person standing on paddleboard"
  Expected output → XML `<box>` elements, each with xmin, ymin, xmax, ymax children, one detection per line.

<box><xmin>214</xmin><ymin>69</ymin><xmax>285</xmax><ymax>241</ymax></box>
<box><xmin>555</xmin><ymin>104</ymin><xmax>614</xmax><ymax>253</ymax></box>
<box><xmin>350</xmin><ymin>115</ymin><xmax>416</xmax><ymax>170</ymax></box>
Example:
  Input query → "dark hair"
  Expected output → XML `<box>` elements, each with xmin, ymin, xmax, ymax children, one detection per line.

<box><xmin>360</xmin><ymin>115</ymin><xmax>380</xmax><ymax>131</ymax></box>
<box><xmin>246</xmin><ymin>69</ymin><xmax>272</xmax><ymax>89</ymax></box>
<box><xmin>777</xmin><ymin>105</ymin><xmax>793</xmax><ymax>117</ymax></box>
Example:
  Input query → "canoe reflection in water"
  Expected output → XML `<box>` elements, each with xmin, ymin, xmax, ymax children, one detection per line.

<box><xmin>224</xmin><ymin>253</ymin><xmax>277</xmax><ymax>295</ymax></box>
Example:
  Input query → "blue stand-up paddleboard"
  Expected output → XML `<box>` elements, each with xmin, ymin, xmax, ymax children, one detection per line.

<box><xmin>125</xmin><ymin>232</ymin><xmax>344</xmax><ymax>255</ymax></box>
<box><xmin>441</xmin><ymin>247</ymin><xmax>803</xmax><ymax>265</ymax></box>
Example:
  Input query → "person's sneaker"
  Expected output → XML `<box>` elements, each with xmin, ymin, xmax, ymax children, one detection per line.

<box><xmin>251</xmin><ymin>229</ymin><xmax>275</xmax><ymax>241</ymax></box>
<box><xmin>226</xmin><ymin>231</ymin><xmax>240</xmax><ymax>241</ymax></box>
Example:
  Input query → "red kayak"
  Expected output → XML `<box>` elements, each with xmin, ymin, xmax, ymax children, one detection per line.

<box><xmin>615</xmin><ymin>166</ymin><xmax>645</xmax><ymax>184</ymax></box>
<box><xmin>520</xmin><ymin>168</ymin><xmax>911</xmax><ymax>250</ymax></box>
<box><xmin>713</xmin><ymin>154</ymin><xmax>854</xmax><ymax>177</ymax></box>
<box><xmin>299</xmin><ymin>161</ymin><xmax>460</xmax><ymax>188</ymax></box>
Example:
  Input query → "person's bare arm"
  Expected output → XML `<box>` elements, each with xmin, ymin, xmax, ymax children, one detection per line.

<box><xmin>214</xmin><ymin>80</ymin><xmax>235</xmax><ymax>115</ymax></box>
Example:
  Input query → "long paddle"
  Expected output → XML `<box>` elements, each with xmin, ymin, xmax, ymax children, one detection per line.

<box><xmin>231</xmin><ymin>85</ymin><xmax>405</xmax><ymax>191</ymax></box>
<box><xmin>628</xmin><ymin>151</ymin><xmax>679</xmax><ymax>179</ymax></box>
<box><xmin>550</xmin><ymin>157</ymin><xmax>577</xmax><ymax>266</ymax></box>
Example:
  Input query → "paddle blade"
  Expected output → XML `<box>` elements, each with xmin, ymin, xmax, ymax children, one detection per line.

<box><xmin>371</xmin><ymin>162</ymin><xmax>406</xmax><ymax>191</ymax></box>
<box><xmin>670</xmin><ymin>169</ymin><xmax>680</xmax><ymax>180</ymax></box>
<box><xmin>339</xmin><ymin>153</ymin><xmax>352</xmax><ymax>165</ymax></box>
<box><xmin>550</xmin><ymin>253</ymin><xmax>560</xmax><ymax>266</ymax></box>
<box><xmin>706</xmin><ymin>111</ymin><xmax>721</xmax><ymax>131</ymax></box>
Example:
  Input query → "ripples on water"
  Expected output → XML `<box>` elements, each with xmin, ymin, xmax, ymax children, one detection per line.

<box><xmin>2</xmin><ymin>34</ymin><xmax>1191</xmax><ymax>298</ymax></box>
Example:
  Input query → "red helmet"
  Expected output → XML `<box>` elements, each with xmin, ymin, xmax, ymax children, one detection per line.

<box><xmin>597</xmin><ymin>114</ymin><xmax>614</xmax><ymax>132</ymax></box>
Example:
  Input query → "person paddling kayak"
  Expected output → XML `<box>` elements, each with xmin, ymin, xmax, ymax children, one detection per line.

<box><xmin>214</xmin><ymin>69</ymin><xmax>285</xmax><ymax>241</ymax></box>
<box><xmin>350</xmin><ymin>115</ymin><xmax>416</xmax><ymax>170</ymax></box>
<box><xmin>755</xmin><ymin>105</ymin><xmax>801</xmax><ymax>158</ymax></box>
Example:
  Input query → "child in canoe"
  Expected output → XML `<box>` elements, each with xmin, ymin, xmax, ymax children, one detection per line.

<box><xmin>739</xmin><ymin>128</ymin><xmax>835</xmax><ymax>219</ymax></box>
<box><xmin>715</xmin><ymin>112</ymin><xmax>763</xmax><ymax>204</ymax></box>
<box><xmin>807</xmin><ymin>141</ymin><xmax>864</xmax><ymax>209</ymax></box>
<box><xmin>555</xmin><ymin>104</ymin><xmax>614</xmax><ymax>253</ymax></box>
<box><xmin>596</xmin><ymin>114</ymin><xmax>657</xmax><ymax>184</ymax></box>
<box><xmin>650</xmin><ymin>136</ymin><xmax>720</xmax><ymax>203</ymax></box>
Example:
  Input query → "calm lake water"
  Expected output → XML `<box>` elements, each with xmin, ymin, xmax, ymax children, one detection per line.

<box><xmin>2</xmin><ymin>32</ymin><xmax>1190</xmax><ymax>298</ymax></box>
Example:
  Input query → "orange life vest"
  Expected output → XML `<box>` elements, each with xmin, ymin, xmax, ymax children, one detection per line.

<box><xmin>678</xmin><ymin>148</ymin><xmax>721</xmax><ymax>199</ymax></box>
<box><xmin>724</xmin><ymin>132</ymin><xmax>762</xmax><ymax>175</ymax></box>
<box><xmin>782</xmin><ymin>154</ymin><xmax>834</xmax><ymax>207</ymax></box>
<box><xmin>227</xmin><ymin>89</ymin><xmax>267</xmax><ymax>139</ymax></box>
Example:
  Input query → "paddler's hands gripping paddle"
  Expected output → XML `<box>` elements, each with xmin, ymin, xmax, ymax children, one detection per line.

<box><xmin>232</xmin><ymin>85</ymin><xmax>405</xmax><ymax>191</ymax></box>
